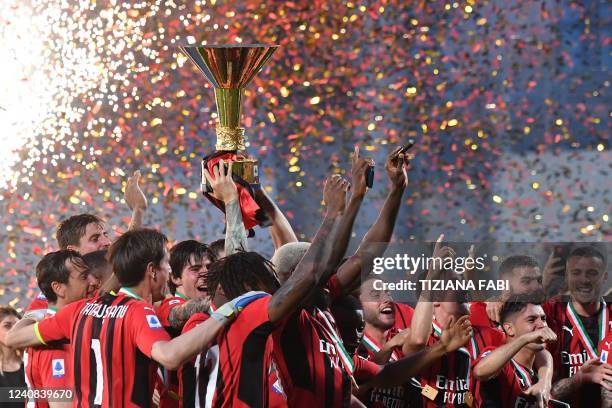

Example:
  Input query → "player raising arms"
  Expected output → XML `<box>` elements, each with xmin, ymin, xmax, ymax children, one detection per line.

<box><xmin>196</xmin><ymin>166</ymin><xmax>353</xmax><ymax>407</ymax></box>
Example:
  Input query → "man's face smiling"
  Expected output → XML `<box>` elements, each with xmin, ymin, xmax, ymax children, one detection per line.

<box><xmin>178</xmin><ymin>254</ymin><xmax>211</xmax><ymax>300</ymax></box>
<box><xmin>566</xmin><ymin>256</ymin><xmax>607</xmax><ymax>304</ymax></box>
<box><xmin>359</xmin><ymin>279</ymin><xmax>395</xmax><ymax>330</ymax></box>
<box><xmin>73</xmin><ymin>222</ymin><xmax>111</xmax><ymax>254</ymax></box>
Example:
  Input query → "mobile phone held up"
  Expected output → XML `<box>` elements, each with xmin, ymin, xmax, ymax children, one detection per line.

<box><xmin>366</xmin><ymin>166</ymin><xmax>374</xmax><ymax>188</ymax></box>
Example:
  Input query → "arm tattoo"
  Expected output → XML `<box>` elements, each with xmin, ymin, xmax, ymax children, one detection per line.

<box><xmin>603</xmin><ymin>385</ymin><xmax>612</xmax><ymax>408</ymax></box>
<box><xmin>167</xmin><ymin>298</ymin><xmax>211</xmax><ymax>330</ymax></box>
<box><xmin>551</xmin><ymin>377</ymin><xmax>576</xmax><ymax>401</ymax></box>
<box><xmin>225</xmin><ymin>199</ymin><xmax>248</xmax><ymax>255</ymax></box>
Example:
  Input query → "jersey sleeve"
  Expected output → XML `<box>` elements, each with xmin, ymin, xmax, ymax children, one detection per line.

<box><xmin>37</xmin><ymin>347</ymin><xmax>71</xmax><ymax>389</ymax></box>
<box><xmin>129</xmin><ymin>302</ymin><xmax>172</xmax><ymax>358</ymax></box>
<box><xmin>36</xmin><ymin>299</ymin><xmax>83</xmax><ymax>344</ymax></box>
<box><xmin>240</xmin><ymin>296</ymin><xmax>273</xmax><ymax>327</ymax></box>
<box><xmin>181</xmin><ymin>312</ymin><xmax>210</xmax><ymax>334</ymax></box>
<box><xmin>156</xmin><ymin>297</ymin><xmax>187</xmax><ymax>327</ymax></box>
<box><xmin>473</xmin><ymin>345</ymin><xmax>497</xmax><ymax>367</ymax></box>
<box><xmin>353</xmin><ymin>354</ymin><xmax>382</xmax><ymax>383</ymax></box>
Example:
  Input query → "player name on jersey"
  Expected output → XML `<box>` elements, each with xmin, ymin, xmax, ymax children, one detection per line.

<box><xmin>80</xmin><ymin>302</ymin><xmax>129</xmax><ymax>319</ymax></box>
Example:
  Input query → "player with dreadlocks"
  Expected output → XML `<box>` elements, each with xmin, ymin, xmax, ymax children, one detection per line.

<box><xmin>193</xmin><ymin>170</ymin><xmax>350</xmax><ymax>408</ymax></box>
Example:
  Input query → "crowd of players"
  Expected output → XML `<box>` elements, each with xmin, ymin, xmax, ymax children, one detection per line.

<box><xmin>0</xmin><ymin>146</ymin><xmax>610</xmax><ymax>408</ymax></box>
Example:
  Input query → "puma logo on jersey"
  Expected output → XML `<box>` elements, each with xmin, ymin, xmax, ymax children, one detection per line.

<box><xmin>562</xmin><ymin>325</ymin><xmax>573</xmax><ymax>335</ymax></box>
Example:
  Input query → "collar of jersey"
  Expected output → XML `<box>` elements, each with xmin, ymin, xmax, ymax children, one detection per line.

<box><xmin>119</xmin><ymin>287</ymin><xmax>143</xmax><ymax>300</ymax></box>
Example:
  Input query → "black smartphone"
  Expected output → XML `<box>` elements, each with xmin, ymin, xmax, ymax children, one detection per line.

<box><xmin>398</xmin><ymin>140</ymin><xmax>415</xmax><ymax>154</ymax></box>
<box><xmin>366</xmin><ymin>166</ymin><xmax>374</xmax><ymax>188</ymax></box>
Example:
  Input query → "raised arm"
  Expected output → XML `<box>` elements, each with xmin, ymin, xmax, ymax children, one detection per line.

<box><xmin>318</xmin><ymin>146</ymin><xmax>371</xmax><ymax>281</ymax></box>
<box><xmin>124</xmin><ymin>170</ymin><xmax>148</xmax><ymax>231</ymax></box>
<box><xmin>267</xmin><ymin>175</ymin><xmax>348</xmax><ymax>323</ymax></box>
<box><xmin>403</xmin><ymin>235</ymin><xmax>453</xmax><ymax>355</ymax></box>
<box><xmin>202</xmin><ymin>159</ymin><xmax>248</xmax><ymax>255</ymax></box>
<box><xmin>254</xmin><ymin>187</ymin><xmax>298</xmax><ymax>250</ymax></box>
<box><xmin>335</xmin><ymin>146</ymin><xmax>410</xmax><ymax>291</ymax></box>
<box><xmin>473</xmin><ymin>328</ymin><xmax>557</xmax><ymax>381</ymax></box>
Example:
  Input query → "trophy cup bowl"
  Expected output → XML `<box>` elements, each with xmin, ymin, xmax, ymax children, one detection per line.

<box><xmin>180</xmin><ymin>44</ymin><xmax>278</xmax><ymax>230</ymax></box>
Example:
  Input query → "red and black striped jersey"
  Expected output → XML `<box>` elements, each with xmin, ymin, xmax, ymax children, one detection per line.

<box><xmin>178</xmin><ymin>312</ymin><xmax>210</xmax><ymax>408</ymax></box>
<box><xmin>408</xmin><ymin>323</ymin><xmax>505</xmax><ymax>408</ymax></box>
<box><xmin>35</xmin><ymin>292</ymin><xmax>171</xmax><ymax>408</ymax></box>
<box><xmin>272</xmin><ymin>307</ymin><xmax>354</xmax><ymax>408</ymax></box>
<box><xmin>474</xmin><ymin>347</ymin><xmax>539</xmax><ymax>408</ymax></box>
<box><xmin>24</xmin><ymin>309</ymin><xmax>70</xmax><ymax>408</ymax></box>
<box><xmin>543</xmin><ymin>297</ymin><xmax>611</xmax><ymax>408</ymax></box>
<box><xmin>210</xmin><ymin>295</ymin><xmax>275</xmax><ymax>408</ymax></box>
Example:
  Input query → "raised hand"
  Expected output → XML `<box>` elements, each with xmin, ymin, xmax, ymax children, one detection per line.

<box><xmin>202</xmin><ymin>159</ymin><xmax>239</xmax><ymax>204</ymax></box>
<box><xmin>323</xmin><ymin>174</ymin><xmax>350</xmax><ymax>216</ymax></box>
<box><xmin>124</xmin><ymin>170</ymin><xmax>148</xmax><ymax>210</ymax></box>
<box><xmin>386</xmin><ymin>145</ymin><xmax>411</xmax><ymax>189</ymax></box>
<box><xmin>428</xmin><ymin>234</ymin><xmax>456</xmax><ymax>278</ymax></box>
<box><xmin>351</xmin><ymin>145</ymin><xmax>374</xmax><ymax>198</ymax></box>
<box><xmin>439</xmin><ymin>315</ymin><xmax>473</xmax><ymax>353</ymax></box>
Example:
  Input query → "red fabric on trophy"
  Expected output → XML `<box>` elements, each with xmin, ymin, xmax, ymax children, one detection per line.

<box><xmin>202</xmin><ymin>151</ymin><xmax>268</xmax><ymax>232</ymax></box>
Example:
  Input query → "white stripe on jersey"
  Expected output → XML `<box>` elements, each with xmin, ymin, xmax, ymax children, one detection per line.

<box><xmin>199</xmin><ymin>345</ymin><xmax>219</xmax><ymax>408</ymax></box>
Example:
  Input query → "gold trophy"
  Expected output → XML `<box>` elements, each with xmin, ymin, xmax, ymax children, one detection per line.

<box><xmin>180</xmin><ymin>44</ymin><xmax>278</xmax><ymax>229</ymax></box>
<box><xmin>181</xmin><ymin>44</ymin><xmax>278</xmax><ymax>183</ymax></box>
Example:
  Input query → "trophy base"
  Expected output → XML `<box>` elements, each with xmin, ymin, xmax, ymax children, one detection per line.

<box><xmin>232</xmin><ymin>156</ymin><xmax>259</xmax><ymax>185</ymax></box>
<box><xmin>201</xmin><ymin>152</ymin><xmax>260</xmax><ymax>193</ymax></box>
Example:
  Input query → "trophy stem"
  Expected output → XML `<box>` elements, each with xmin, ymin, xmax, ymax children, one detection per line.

<box><xmin>214</xmin><ymin>88</ymin><xmax>246</xmax><ymax>151</ymax></box>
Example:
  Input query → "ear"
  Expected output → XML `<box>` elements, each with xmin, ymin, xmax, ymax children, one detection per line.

<box><xmin>146</xmin><ymin>262</ymin><xmax>157</xmax><ymax>281</ymax></box>
<box><xmin>66</xmin><ymin>245</ymin><xmax>78</xmax><ymax>252</ymax></box>
<box><xmin>502</xmin><ymin>321</ymin><xmax>515</xmax><ymax>337</ymax></box>
<box><xmin>169</xmin><ymin>273</ymin><xmax>182</xmax><ymax>288</ymax></box>
<box><xmin>51</xmin><ymin>281</ymin><xmax>66</xmax><ymax>300</ymax></box>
